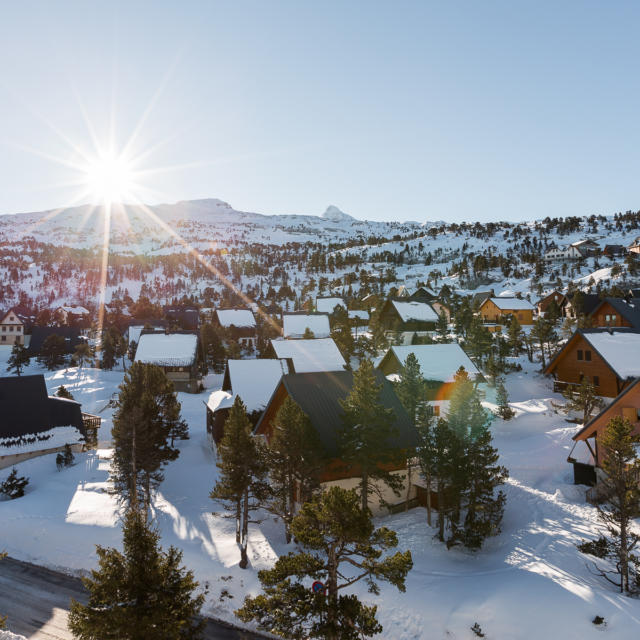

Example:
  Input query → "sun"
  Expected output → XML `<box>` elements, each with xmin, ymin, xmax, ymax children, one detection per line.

<box><xmin>83</xmin><ymin>150</ymin><xmax>135</xmax><ymax>205</ymax></box>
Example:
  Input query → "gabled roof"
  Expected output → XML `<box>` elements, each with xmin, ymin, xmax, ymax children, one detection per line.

<box><xmin>379</xmin><ymin>343</ymin><xmax>482</xmax><ymax>382</ymax></box>
<box><xmin>28</xmin><ymin>327</ymin><xmax>84</xmax><ymax>354</ymax></box>
<box><xmin>0</xmin><ymin>308</ymin><xmax>24</xmax><ymax>325</ymax></box>
<box><xmin>135</xmin><ymin>333</ymin><xmax>198</xmax><ymax>367</ymax></box>
<box><xmin>58</xmin><ymin>306</ymin><xmax>90</xmax><ymax>315</ymax></box>
<box><xmin>282</xmin><ymin>313</ymin><xmax>331</xmax><ymax>339</ymax></box>
<box><xmin>270</xmin><ymin>338</ymin><xmax>346</xmax><ymax>373</ymax></box>
<box><xmin>215</xmin><ymin>308</ymin><xmax>256</xmax><ymax>328</ymax></box>
<box><xmin>0</xmin><ymin>374</ymin><xmax>84</xmax><ymax>440</ymax></box>
<box><xmin>544</xmin><ymin>328</ymin><xmax>640</xmax><ymax>380</ymax></box>
<box><xmin>590</xmin><ymin>298</ymin><xmax>640</xmax><ymax>329</ymax></box>
<box><xmin>315</xmin><ymin>297</ymin><xmax>345</xmax><ymax>314</ymax></box>
<box><xmin>390</xmin><ymin>300</ymin><xmax>438</xmax><ymax>323</ymax></box>
<box><xmin>573</xmin><ymin>377</ymin><xmax>640</xmax><ymax>441</ymax></box>
<box><xmin>255</xmin><ymin>370</ymin><xmax>417</xmax><ymax>457</ymax></box>
<box><xmin>212</xmin><ymin>358</ymin><xmax>289</xmax><ymax>414</ymax></box>
<box><xmin>484</xmin><ymin>297</ymin><xmax>535</xmax><ymax>311</ymax></box>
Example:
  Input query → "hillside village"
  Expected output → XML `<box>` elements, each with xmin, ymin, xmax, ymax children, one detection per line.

<box><xmin>3</xmin><ymin>203</ymin><xmax>640</xmax><ymax>638</ymax></box>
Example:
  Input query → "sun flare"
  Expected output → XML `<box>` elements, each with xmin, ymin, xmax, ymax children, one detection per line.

<box><xmin>84</xmin><ymin>151</ymin><xmax>135</xmax><ymax>205</ymax></box>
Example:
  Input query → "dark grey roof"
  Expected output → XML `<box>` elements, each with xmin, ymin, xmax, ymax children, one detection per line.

<box><xmin>163</xmin><ymin>307</ymin><xmax>199</xmax><ymax>330</ymax></box>
<box><xmin>0</xmin><ymin>374</ymin><xmax>84</xmax><ymax>440</ymax></box>
<box><xmin>28</xmin><ymin>327</ymin><xmax>84</xmax><ymax>355</ymax></box>
<box><xmin>592</xmin><ymin>298</ymin><xmax>640</xmax><ymax>329</ymax></box>
<box><xmin>257</xmin><ymin>370</ymin><xmax>417</xmax><ymax>456</ymax></box>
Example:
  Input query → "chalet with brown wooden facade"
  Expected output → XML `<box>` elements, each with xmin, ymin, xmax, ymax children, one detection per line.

<box><xmin>478</xmin><ymin>297</ymin><xmax>535</xmax><ymax>325</ymax></box>
<box><xmin>536</xmin><ymin>291</ymin><xmax>567</xmax><ymax>317</ymax></box>
<box><xmin>588</xmin><ymin>297</ymin><xmax>640</xmax><ymax>329</ymax></box>
<box><xmin>254</xmin><ymin>370</ymin><xmax>418</xmax><ymax>514</ymax></box>
<box><xmin>378</xmin><ymin>298</ymin><xmax>438</xmax><ymax>334</ymax></box>
<box><xmin>570</xmin><ymin>378</ymin><xmax>640</xmax><ymax>487</ymax></box>
<box><xmin>544</xmin><ymin>329</ymin><xmax>640</xmax><ymax>398</ymax></box>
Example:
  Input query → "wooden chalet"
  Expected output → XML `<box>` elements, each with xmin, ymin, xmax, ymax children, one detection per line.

<box><xmin>205</xmin><ymin>358</ymin><xmax>289</xmax><ymax>444</ymax></box>
<box><xmin>254</xmin><ymin>370</ymin><xmax>418</xmax><ymax>514</ymax></box>
<box><xmin>134</xmin><ymin>332</ymin><xmax>200</xmax><ymax>393</ymax></box>
<box><xmin>602</xmin><ymin>244</ymin><xmax>626</xmax><ymax>258</ymax></box>
<box><xmin>536</xmin><ymin>291</ymin><xmax>567</xmax><ymax>317</ymax></box>
<box><xmin>478</xmin><ymin>297</ymin><xmax>535</xmax><ymax>325</ymax></box>
<box><xmin>213</xmin><ymin>308</ymin><xmax>257</xmax><ymax>349</ymax></box>
<box><xmin>544</xmin><ymin>328</ymin><xmax>640</xmax><ymax>398</ymax></box>
<box><xmin>377</xmin><ymin>343</ymin><xmax>483</xmax><ymax>415</ymax></box>
<box><xmin>0</xmin><ymin>374</ymin><xmax>100</xmax><ymax>469</ymax></box>
<box><xmin>569</xmin><ymin>378</ymin><xmax>640</xmax><ymax>488</ymax></box>
<box><xmin>0</xmin><ymin>308</ymin><xmax>25</xmax><ymax>346</ymax></box>
<box><xmin>588</xmin><ymin>297</ymin><xmax>640</xmax><ymax>329</ymax></box>
<box><xmin>378</xmin><ymin>298</ymin><xmax>438</xmax><ymax>336</ymax></box>
<box><xmin>54</xmin><ymin>306</ymin><xmax>91</xmax><ymax>328</ymax></box>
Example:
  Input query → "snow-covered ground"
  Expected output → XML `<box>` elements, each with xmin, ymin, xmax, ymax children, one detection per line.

<box><xmin>1</xmin><ymin>348</ymin><xmax>640</xmax><ymax>638</ymax></box>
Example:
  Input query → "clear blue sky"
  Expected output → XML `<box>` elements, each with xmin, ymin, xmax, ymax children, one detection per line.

<box><xmin>1</xmin><ymin>1</ymin><xmax>639</xmax><ymax>222</ymax></box>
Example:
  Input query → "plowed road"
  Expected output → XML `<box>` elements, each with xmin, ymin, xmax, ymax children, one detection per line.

<box><xmin>0</xmin><ymin>557</ymin><xmax>265</xmax><ymax>639</ymax></box>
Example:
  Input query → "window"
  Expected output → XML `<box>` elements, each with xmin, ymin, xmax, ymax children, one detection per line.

<box><xmin>585</xmin><ymin>350</ymin><xmax>591</xmax><ymax>361</ymax></box>
<box><xmin>1</xmin><ymin>336</ymin><xmax>5</xmax><ymax>342</ymax></box>
<box><xmin>593</xmin><ymin>376</ymin><xmax>599</xmax><ymax>387</ymax></box>
<box><xmin>579</xmin><ymin>373</ymin><xmax>584</xmax><ymax>382</ymax></box>
<box><xmin>8</xmin><ymin>326</ymin><xmax>12</xmax><ymax>332</ymax></box>
<box><xmin>1</xmin><ymin>326</ymin><xmax>5</xmax><ymax>332</ymax></box>
<box><xmin>577</xmin><ymin>349</ymin><xmax>583</xmax><ymax>360</ymax></box>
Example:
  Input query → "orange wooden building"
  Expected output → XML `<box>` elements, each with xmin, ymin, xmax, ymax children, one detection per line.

<box><xmin>254</xmin><ymin>370</ymin><xmax>418</xmax><ymax>514</ymax></box>
<box><xmin>478</xmin><ymin>297</ymin><xmax>535</xmax><ymax>325</ymax></box>
<box><xmin>570</xmin><ymin>378</ymin><xmax>640</xmax><ymax>486</ymax></box>
<box><xmin>544</xmin><ymin>329</ymin><xmax>640</xmax><ymax>398</ymax></box>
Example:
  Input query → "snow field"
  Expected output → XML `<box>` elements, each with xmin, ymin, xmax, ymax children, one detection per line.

<box><xmin>0</xmin><ymin>349</ymin><xmax>639</xmax><ymax>637</ymax></box>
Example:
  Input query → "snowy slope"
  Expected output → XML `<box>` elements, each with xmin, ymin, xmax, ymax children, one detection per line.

<box><xmin>1</xmin><ymin>348</ymin><xmax>640</xmax><ymax>639</ymax></box>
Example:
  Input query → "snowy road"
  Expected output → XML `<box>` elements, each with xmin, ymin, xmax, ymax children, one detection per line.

<box><xmin>0</xmin><ymin>557</ymin><xmax>265</xmax><ymax>640</ymax></box>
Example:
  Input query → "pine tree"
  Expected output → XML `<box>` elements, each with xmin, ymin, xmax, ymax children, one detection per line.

<box><xmin>100</xmin><ymin>331</ymin><xmax>117</xmax><ymax>370</ymax></box>
<box><xmin>56</xmin><ymin>385</ymin><xmax>74</xmax><ymax>400</ymax></box>
<box><xmin>464</xmin><ymin>316</ymin><xmax>493</xmax><ymax>364</ymax></box>
<box><xmin>578</xmin><ymin>417</ymin><xmax>640</xmax><ymax>594</ymax></box>
<box><xmin>331</xmin><ymin>311</ymin><xmax>355</xmax><ymax>366</ymax></box>
<box><xmin>339</xmin><ymin>359</ymin><xmax>403</xmax><ymax>513</ymax></box>
<box><xmin>111</xmin><ymin>363</ymin><xmax>184</xmax><ymax>508</ymax></box>
<box><xmin>68</xmin><ymin>509</ymin><xmax>205</xmax><ymax>639</ymax></box>
<box><xmin>302</xmin><ymin>326</ymin><xmax>316</xmax><ymax>339</ymax></box>
<box><xmin>562</xmin><ymin>376</ymin><xmax>604</xmax><ymax>425</ymax></box>
<box><xmin>56</xmin><ymin>444</ymin><xmax>75</xmax><ymax>470</ymax></box>
<box><xmin>266</xmin><ymin>397</ymin><xmax>324</xmax><ymax>543</ymax></box>
<box><xmin>236</xmin><ymin>487</ymin><xmax>412</xmax><ymax>640</ymax></box>
<box><xmin>436</xmin><ymin>311</ymin><xmax>449</xmax><ymax>343</ymax></box>
<box><xmin>459</xmin><ymin>427</ymin><xmax>508</xmax><ymax>549</ymax></box>
<box><xmin>394</xmin><ymin>353</ymin><xmax>426</xmax><ymax>509</ymax></box>
<box><xmin>531</xmin><ymin>317</ymin><xmax>557</xmax><ymax>369</ymax></box>
<box><xmin>506</xmin><ymin>315</ymin><xmax>524</xmax><ymax>356</ymax></box>
<box><xmin>0</xmin><ymin>468</ymin><xmax>29</xmax><ymax>499</ymax></box>
<box><xmin>415</xmin><ymin>404</ymin><xmax>436</xmax><ymax>526</ymax></box>
<box><xmin>6</xmin><ymin>342</ymin><xmax>30</xmax><ymax>375</ymax></box>
<box><xmin>210</xmin><ymin>397</ymin><xmax>269</xmax><ymax>568</ymax></box>
<box><xmin>495</xmin><ymin>378</ymin><xmax>515</xmax><ymax>420</ymax></box>
<box><xmin>73</xmin><ymin>341</ymin><xmax>93</xmax><ymax>369</ymax></box>
<box><xmin>38</xmin><ymin>334</ymin><xmax>67</xmax><ymax>369</ymax></box>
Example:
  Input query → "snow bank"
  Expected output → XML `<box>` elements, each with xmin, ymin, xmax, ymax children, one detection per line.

<box><xmin>0</xmin><ymin>630</ymin><xmax>28</xmax><ymax>640</ymax></box>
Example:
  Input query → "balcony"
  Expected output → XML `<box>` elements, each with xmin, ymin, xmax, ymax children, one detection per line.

<box><xmin>82</xmin><ymin>412</ymin><xmax>101</xmax><ymax>449</ymax></box>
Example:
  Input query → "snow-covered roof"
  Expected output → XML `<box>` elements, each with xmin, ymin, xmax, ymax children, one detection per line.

<box><xmin>134</xmin><ymin>333</ymin><xmax>198</xmax><ymax>367</ymax></box>
<box><xmin>206</xmin><ymin>389</ymin><xmax>235</xmax><ymax>413</ymax></box>
<box><xmin>215</xmin><ymin>309</ymin><xmax>256</xmax><ymax>328</ymax></box>
<box><xmin>582</xmin><ymin>331</ymin><xmax>640</xmax><ymax>379</ymax></box>
<box><xmin>225</xmin><ymin>359</ymin><xmax>288</xmax><ymax>413</ymax></box>
<box><xmin>282</xmin><ymin>314</ymin><xmax>331</xmax><ymax>339</ymax></box>
<box><xmin>126</xmin><ymin>325</ymin><xmax>163</xmax><ymax>345</ymax></box>
<box><xmin>316</xmin><ymin>297</ymin><xmax>345</xmax><ymax>313</ymax></box>
<box><xmin>348</xmin><ymin>310</ymin><xmax>369</xmax><ymax>321</ymax></box>
<box><xmin>385</xmin><ymin>343</ymin><xmax>481</xmax><ymax>382</ymax></box>
<box><xmin>270</xmin><ymin>338</ymin><xmax>346</xmax><ymax>373</ymax></box>
<box><xmin>488</xmin><ymin>298</ymin><xmax>535</xmax><ymax>311</ymax></box>
<box><xmin>59</xmin><ymin>306</ymin><xmax>89</xmax><ymax>315</ymax></box>
<box><xmin>391</xmin><ymin>300</ymin><xmax>438</xmax><ymax>323</ymax></box>
<box><xmin>0</xmin><ymin>425</ymin><xmax>84</xmax><ymax>457</ymax></box>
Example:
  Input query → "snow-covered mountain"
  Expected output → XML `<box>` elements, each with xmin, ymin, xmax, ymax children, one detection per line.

<box><xmin>0</xmin><ymin>198</ymin><xmax>416</xmax><ymax>252</ymax></box>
